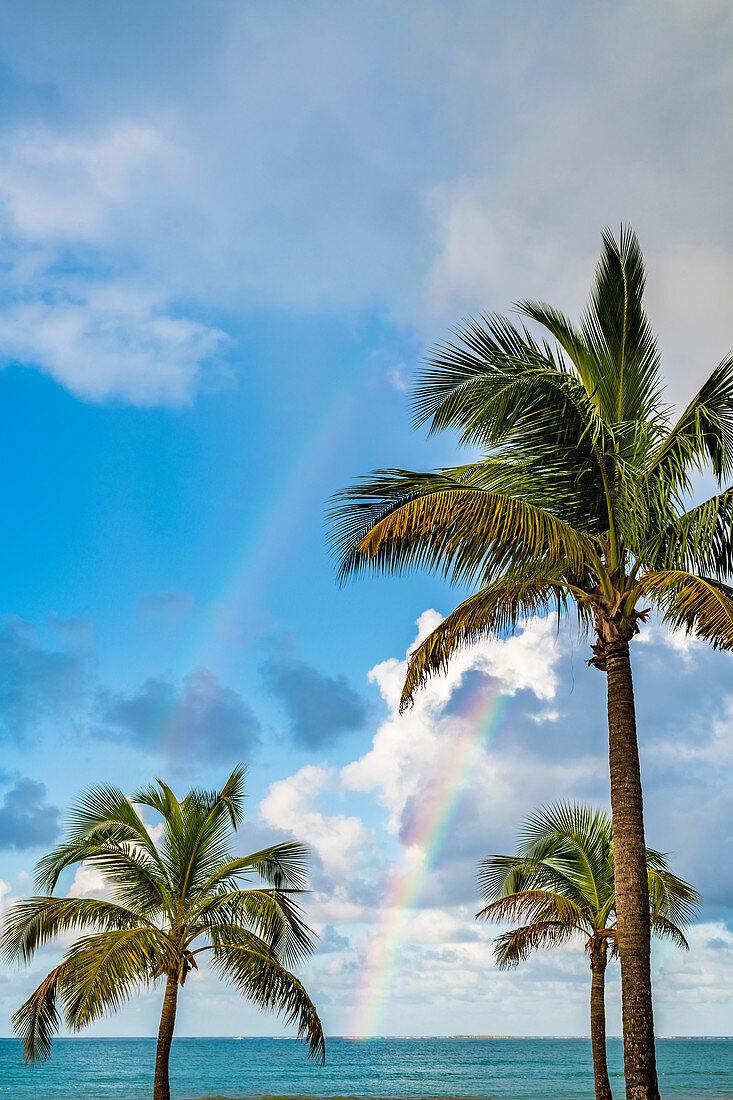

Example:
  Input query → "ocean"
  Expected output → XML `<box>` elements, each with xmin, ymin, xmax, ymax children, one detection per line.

<box><xmin>0</xmin><ymin>1036</ymin><xmax>731</xmax><ymax>1099</ymax></box>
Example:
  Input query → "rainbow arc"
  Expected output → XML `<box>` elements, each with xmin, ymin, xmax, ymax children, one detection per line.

<box><xmin>350</xmin><ymin>686</ymin><xmax>516</xmax><ymax>1037</ymax></box>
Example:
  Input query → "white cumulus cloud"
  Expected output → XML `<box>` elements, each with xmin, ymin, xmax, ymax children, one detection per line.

<box><xmin>0</xmin><ymin>123</ymin><xmax>175</xmax><ymax>243</ymax></box>
<box><xmin>0</xmin><ymin>284</ymin><xmax>227</xmax><ymax>405</ymax></box>
<box><xmin>341</xmin><ymin>610</ymin><xmax>564</xmax><ymax>832</ymax></box>
<box><xmin>259</xmin><ymin>764</ymin><xmax>373</xmax><ymax>879</ymax></box>
<box><xmin>0</xmin><ymin>122</ymin><xmax>227</xmax><ymax>405</ymax></box>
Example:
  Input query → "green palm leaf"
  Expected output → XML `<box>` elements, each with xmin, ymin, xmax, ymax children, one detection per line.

<box><xmin>646</xmin><ymin>355</ymin><xmax>733</xmax><ymax>487</ymax></box>
<box><xmin>1</xmin><ymin>897</ymin><xmax>152</xmax><ymax>965</ymax></box>
<box><xmin>643</xmin><ymin>488</ymin><xmax>733</xmax><ymax>578</ymax></box>
<box><xmin>331</xmin><ymin>470</ymin><xmax>597</xmax><ymax>588</ymax></box>
<box><xmin>4</xmin><ymin>765</ymin><xmax>325</xmax><ymax>1085</ymax></box>
<box><xmin>477</xmin><ymin>802</ymin><xmax>697</xmax><ymax>966</ymax></box>
<box><xmin>210</xmin><ymin>940</ymin><xmax>325</xmax><ymax>1063</ymax></box>
<box><xmin>399</xmin><ymin>574</ymin><xmax>569</xmax><ymax>710</ymax></box>
<box><xmin>493</xmin><ymin>919</ymin><xmax>578</xmax><ymax>967</ymax></box>
<box><xmin>637</xmin><ymin>570</ymin><xmax>733</xmax><ymax>648</ymax></box>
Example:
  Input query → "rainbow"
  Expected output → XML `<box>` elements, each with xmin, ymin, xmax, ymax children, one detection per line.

<box><xmin>151</xmin><ymin>367</ymin><xmax>369</xmax><ymax>756</ymax></box>
<box><xmin>349</xmin><ymin>684</ymin><xmax>516</xmax><ymax>1037</ymax></box>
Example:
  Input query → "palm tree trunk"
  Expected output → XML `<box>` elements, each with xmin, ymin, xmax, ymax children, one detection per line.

<box><xmin>605</xmin><ymin>641</ymin><xmax>659</xmax><ymax>1100</ymax></box>
<box><xmin>590</xmin><ymin>946</ymin><xmax>613</xmax><ymax>1100</ymax></box>
<box><xmin>153</xmin><ymin>974</ymin><xmax>179</xmax><ymax>1100</ymax></box>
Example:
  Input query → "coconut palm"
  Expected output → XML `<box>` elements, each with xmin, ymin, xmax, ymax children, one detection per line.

<box><xmin>477</xmin><ymin>803</ymin><xmax>699</xmax><ymax>1100</ymax></box>
<box><xmin>1</xmin><ymin>766</ymin><xmax>325</xmax><ymax>1100</ymax></box>
<box><xmin>329</xmin><ymin>227</ymin><xmax>733</xmax><ymax>1099</ymax></box>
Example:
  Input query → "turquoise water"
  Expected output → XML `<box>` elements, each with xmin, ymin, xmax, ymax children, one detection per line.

<box><xmin>0</xmin><ymin>1037</ymin><xmax>731</xmax><ymax>1099</ymax></box>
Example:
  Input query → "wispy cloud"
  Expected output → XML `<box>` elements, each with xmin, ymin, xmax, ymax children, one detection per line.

<box><xmin>0</xmin><ymin>776</ymin><xmax>60</xmax><ymax>851</ymax></box>
<box><xmin>96</xmin><ymin>668</ymin><xmax>261</xmax><ymax>764</ymax></box>
<box><xmin>262</xmin><ymin>644</ymin><xmax>369</xmax><ymax>748</ymax></box>
<box><xmin>0</xmin><ymin>122</ymin><xmax>227</xmax><ymax>404</ymax></box>
<box><xmin>0</xmin><ymin>3</ymin><xmax>729</xmax><ymax>405</ymax></box>
<box><xmin>0</xmin><ymin>616</ymin><xmax>88</xmax><ymax>743</ymax></box>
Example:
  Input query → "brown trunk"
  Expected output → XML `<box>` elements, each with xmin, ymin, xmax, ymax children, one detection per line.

<box><xmin>590</xmin><ymin>943</ymin><xmax>613</xmax><ymax>1100</ymax></box>
<box><xmin>605</xmin><ymin>642</ymin><xmax>659</xmax><ymax>1100</ymax></box>
<box><xmin>153</xmin><ymin>973</ymin><xmax>179</xmax><ymax>1100</ymax></box>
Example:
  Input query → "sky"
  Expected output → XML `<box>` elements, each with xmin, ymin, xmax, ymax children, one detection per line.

<box><xmin>0</xmin><ymin>0</ymin><xmax>732</xmax><ymax>1047</ymax></box>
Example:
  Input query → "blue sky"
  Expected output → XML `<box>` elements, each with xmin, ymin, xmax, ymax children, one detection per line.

<box><xmin>0</xmin><ymin>0</ymin><xmax>732</xmax><ymax>1044</ymax></box>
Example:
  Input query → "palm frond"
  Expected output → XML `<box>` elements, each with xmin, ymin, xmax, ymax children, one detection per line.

<box><xmin>188</xmin><ymin>888</ymin><xmax>314</xmax><ymax>967</ymax></box>
<box><xmin>211</xmin><ymin>942</ymin><xmax>325</xmax><ymax>1062</ymax></box>
<box><xmin>646</xmin><ymin>863</ymin><xmax>700</xmax><ymax>927</ymax></box>
<box><xmin>477</xmin><ymin>851</ymin><xmax>590</xmax><ymax>915</ymax></box>
<box><xmin>12</xmin><ymin>926</ymin><xmax>166</xmax><ymax>1062</ymax></box>
<box><xmin>61</xmin><ymin>928</ymin><xmax>168</xmax><ymax>1029</ymax></box>
<box><xmin>412</xmin><ymin>313</ymin><xmax>561</xmax><ymax>434</ymax></box>
<box><xmin>411</xmin><ymin>330</ymin><xmax>618</xmax><ymax>534</ymax></box>
<box><xmin>12</xmin><ymin>962</ymin><xmax>68</xmax><ymax>1062</ymax></box>
<box><xmin>518</xmin><ymin>803</ymin><xmax>612</xmax><ymax>854</ymax></box>
<box><xmin>514</xmin><ymin>302</ymin><xmax>589</xmax><ymax>382</ymax></box>
<box><xmin>636</xmin><ymin>570</ymin><xmax>733</xmax><ymax>648</ymax></box>
<box><xmin>1</xmin><ymin>897</ymin><xmax>152</xmax><ymax>965</ymax></box>
<box><xmin>137</xmin><ymin>771</ymin><xmax>246</xmax><ymax>905</ymax></box>
<box><xmin>493</xmin><ymin>920</ymin><xmax>578</xmax><ymax>967</ymax></box>
<box><xmin>642</xmin><ymin>488</ymin><xmax>733</xmax><ymax>578</ymax></box>
<box><xmin>578</xmin><ymin>225</ymin><xmax>662</xmax><ymax>424</ymax></box>
<box><xmin>133</xmin><ymin>778</ymin><xmax>185</xmax><ymax>835</ymax></box>
<box><xmin>35</xmin><ymin>839</ymin><xmax>172</xmax><ymax>917</ymax></box>
<box><xmin>645</xmin><ymin>355</ymin><xmax>733</xmax><ymax>487</ymax></box>
<box><xmin>48</xmin><ymin>787</ymin><xmax>167</xmax><ymax>882</ymax></box>
<box><xmin>400</xmin><ymin>573</ymin><xmax>569</xmax><ymax>710</ymax></box>
<box><xmin>195</xmin><ymin>843</ymin><xmax>311</xmax><ymax>899</ymax></box>
<box><xmin>476</xmin><ymin>889</ymin><xmax>584</xmax><ymax>927</ymax></box>
<box><xmin>330</xmin><ymin>470</ymin><xmax>597</xmax><ymax>588</ymax></box>
<box><xmin>649</xmin><ymin>913</ymin><xmax>689</xmax><ymax>950</ymax></box>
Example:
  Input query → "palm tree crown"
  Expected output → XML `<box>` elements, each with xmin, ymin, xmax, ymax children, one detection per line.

<box><xmin>477</xmin><ymin>803</ymin><xmax>699</xmax><ymax>1100</ymax></box>
<box><xmin>330</xmin><ymin>227</ymin><xmax>733</xmax><ymax>702</ymax></box>
<box><xmin>477</xmin><ymin>802</ymin><xmax>699</xmax><ymax>965</ymax></box>
<box><xmin>2</xmin><ymin>767</ymin><xmax>325</xmax><ymax>1078</ymax></box>
<box><xmin>329</xmin><ymin>226</ymin><xmax>730</xmax><ymax>1099</ymax></box>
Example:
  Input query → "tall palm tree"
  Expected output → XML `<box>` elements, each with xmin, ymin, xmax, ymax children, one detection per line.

<box><xmin>477</xmin><ymin>803</ymin><xmax>699</xmax><ymax>1100</ymax></box>
<box><xmin>330</xmin><ymin>227</ymin><xmax>733</xmax><ymax>1100</ymax></box>
<box><xmin>1</xmin><ymin>767</ymin><xmax>325</xmax><ymax>1100</ymax></box>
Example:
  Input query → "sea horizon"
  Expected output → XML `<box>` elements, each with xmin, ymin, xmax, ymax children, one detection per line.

<box><xmin>4</xmin><ymin>1033</ymin><xmax>730</xmax><ymax>1041</ymax></box>
<box><xmin>2</xmin><ymin>1036</ymin><xmax>731</xmax><ymax>1099</ymax></box>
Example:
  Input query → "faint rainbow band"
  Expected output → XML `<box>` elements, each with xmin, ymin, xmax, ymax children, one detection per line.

<box><xmin>350</xmin><ymin>684</ymin><xmax>517</xmax><ymax>1037</ymax></box>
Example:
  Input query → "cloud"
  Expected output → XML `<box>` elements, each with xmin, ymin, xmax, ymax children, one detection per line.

<box><xmin>0</xmin><ymin>777</ymin><xmax>60</xmax><ymax>850</ymax></box>
<box><xmin>97</xmin><ymin>667</ymin><xmax>261</xmax><ymax>762</ymax></box>
<box><xmin>341</xmin><ymin>610</ymin><xmax>565</xmax><ymax>835</ymax></box>
<box><xmin>262</xmin><ymin>648</ymin><xmax>369</xmax><ymax>747</ymax></box>
<box><xmin>0</xmin><ymin>120</ymin><xmax>228</xmax><ymax>405</ymax></box>
<box><xmin>137</xmin><ymin>590</ymin><xmax>194</xmax><ymax>621</ymax></box>
<box><xmin>252</xmin><ymin>610</ymin><xmax>609</xmax><ymax>1028</ymax></box>
<box><xmin>46</xmin><ymin>612</ymin><xmax>94</xmax><ymax>648</ymax></box>
<box><xmin>0</xmin><ymin>3</ymin><xmax>728</xmax><ymax>409</ymax></box>
<box><xmin>0</xmin><ymin>615</ymin><xmax>87</xmax><ymax>742</ymax></box>
<box><xmin>259</xmin><ymin>765</ymin><xmax>373</xmax><ymax>879</ymax></box>
<box><xmin>254</xmin><ymin>609</ymin><xmax>733</xmax><ymax>1033</ymax></box>
<box><xmin>0</xmin><ymin>123</ymin><xmax>174</xmax><ymax>243</ymax></box>
<box><xmin>67</xmin><ymin>862</ymin><xmax>109</xmax><ymax>900</ymax></box>
<box><xmin>0</xmin><ymin>282</ymin><xmax>227</xmax><ymax>406</ymax></box>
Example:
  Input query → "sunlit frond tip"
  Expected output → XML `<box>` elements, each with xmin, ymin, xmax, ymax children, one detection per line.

<box><xmin>399</xmin><ymin>575</ymin><xmax>568</xmax><ymax>711</ymax></box>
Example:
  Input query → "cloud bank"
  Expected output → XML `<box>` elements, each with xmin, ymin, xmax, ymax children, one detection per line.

<box><xmin>0</xmin><ymin>2</ymin><xmax>729</xmax><ymax>403</ymax></box>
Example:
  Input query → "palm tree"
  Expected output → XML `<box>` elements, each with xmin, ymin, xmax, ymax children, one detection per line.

<box><xmin>1</xmin><ymin>766</ymin><xmax>325</xmax><ymax>1100</ymax></box>
<box><xmin>477</xmin><ymin>803</ymin><xmax>699</xmax><ymax>1100</ymax></box>
<box><xmin>329</xmin><ymin>227</ymin><xmax>733</xmax><ymax>1099</ymax></box>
